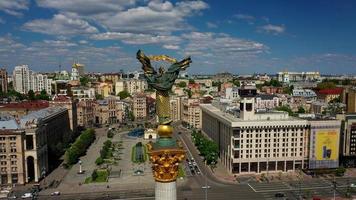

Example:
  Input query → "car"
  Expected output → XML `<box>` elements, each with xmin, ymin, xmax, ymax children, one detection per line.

<box><xmin>21</xmin><ymin>193</ymin><xmax>33</xmax><ymax>199</ymax></box>
<box><xmin>201</xmin><ymin>185</ymin><xmax>211</xmax><ymax>189</ymax></box>
<box><xmin>8</xmin><ymin>195</ymin><xmax>17</xmax><ymax>199</ymax></box>
<box><xmin>51</xmin><ymin>191</ymin><xmax>60</xmax><ymax>196</ymax></box>
<box><xmin>274</xmin><ymin>192</ymin><xmax>285</xmax><ymax>198</ymax></box>
<box><xmin>196</xmin><ymin>171</ymin><xmax>201</xmax><ymax>175</ymax></box>
<box><xmin>351</xmin><ymin>183</ymin><xmax>356</xmax><ymax>188</ymax></box>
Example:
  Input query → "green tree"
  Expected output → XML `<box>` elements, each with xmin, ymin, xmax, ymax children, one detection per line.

<box><xmin>232</xmin><ymin>79</ymin><xmax>240</xmax><ymax>87</ymax></box>
<box><xmin>91</xmin><ymin>169</ymin><xmax>98</xmax><ymax>181</ymax></box>
<box><xmin>95</xmin><ymin>157</ymin><xmax>104</xmax><ymax>165</ymax></box>
<box><xmin>177</xmin><ymin>81</ymin><xmax>187</xmax><ymax>88</ymax></box>
<box><xmin>80</xmin><ymin>76</ymin><xmax>90</xmax><ymax>86</ymax></box>
<box><xmin>107</xmin><ymin>130</ymin><xmax>114</xmax><ymax>138</ymax></box>
<box><xmin>188</xmin><ymin>79</ymin><xmax>195</xmax><ymax>84</ymax></box>
<box><xmin>276</xmin><ymin>105</ymin><xmax>295</xmax><ymax>116</ymax></box>
<box><xmin>28</xmin><ymin>90</ymin><xmax>36</xmax><ymax>100</ymax></box>
<box><xmin>95</xmin><ymin>93</ymin><xmax>104</xmax><ymax>100</ymax></box>
<box><xmin>297</xmin><ymin>106</ymin><xmax>306</xmax><ymax>114</ymax></box>
<box><xmin>128</xmin><ymin>111</ymin><xmax>135</xmax><ymax>121</ymax></box>
<box><xmin>118</xmin><ymin>90</ymin><xmax>130</xmax><ymax>99</ymax></box>
<box><xmin>317</xmin><ymin>81</ymin><xmax>336</xmax><ymax>90</ymax></box>
<box><xmin>36</xmin><ymin>90</ymin><xmax>50</xmax><ymax>100</ymax></box>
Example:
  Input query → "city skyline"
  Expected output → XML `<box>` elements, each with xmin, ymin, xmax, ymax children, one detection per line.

<box><xmin>1</xmin><ymin>0</ymin><xmax>356</xmax><ymax>74</ymax></box>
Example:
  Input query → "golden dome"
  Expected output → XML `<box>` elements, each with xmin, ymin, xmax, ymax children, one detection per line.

<box><xmin>157</xmin><ymin>125</ymin><xmax>173</xmax><ymax>138</ymax></box>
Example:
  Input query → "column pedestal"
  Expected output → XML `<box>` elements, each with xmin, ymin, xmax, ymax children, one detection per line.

<box><xmin>155</xmin><ymin>181</ymin><xmax>176</xmax><ymax>200</ymax></box>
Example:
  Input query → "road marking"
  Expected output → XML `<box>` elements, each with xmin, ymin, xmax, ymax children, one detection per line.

<box><xmin>248</xmin><ymin>183</ymin><xmax>257</xmax><ymax>192</ymax></box>
<box><xmin>177</xmin><ymin>134</ymin><xmax>203</xmax><ymax>176</ymax></box>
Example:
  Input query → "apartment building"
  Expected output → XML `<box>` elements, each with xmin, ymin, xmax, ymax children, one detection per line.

<box><xmin>0</xmin><ymin>68</ymin><xmax>8</xmax><ymax>94</ymax></box>
<box><xmin>132</xmin><ymin>93</ymin><xmax>147</xmax><ymax>120</ymax></box>
<box><xmin>182</xmin><ymin>98</ymin><xmax>202</xmax><ymax>129</ymax></box>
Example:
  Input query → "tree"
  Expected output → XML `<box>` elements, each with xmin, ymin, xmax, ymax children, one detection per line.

<box><xmin>107</xmin><ymin>130</ymin><xmax>114</xmax><ymax>138</ymax></box>
<box><xmin>91</xmin><ymin>169</ymin><xmax>98</xmax><ymax>181</ymax></box>
<box><xmin>80</xmin><ymin>76</ymin><xmax>90</xmax><ymax>86</ymax></box>
<box><xmin>188</xmin><ymin>79</ymin><xmax>195</xmax><ymax>84</ymax></box>
<box><xmin>297</xmin><ymin>106</ymin><xmax>306</xmax><ymax>114</ymax></box>
<box><xmin>177</xmin><ymin>81</ymin><xmax>187</xmax><ymax>88</ymax></box>
<box><xmin>276</xmin><ymin>106</ymin><xmax>295</xmax><ymax>116</ymax></box>
<box><xmin>317</xmin><ymin>81</ymin><xmax>336</xmax><ymax>90</ymax></box>
<box><xmin>232</xmin><ymin>79</ymin><xmax>240</xmax><ymax>87</ymax></box>
<box><xmin>28</xmin><ymin>90</ymin><xmax>36</xmax><ymax>100</ymax></box>
<box><xmin>118</xmin><ymin>90</ymin><xmax>130</xmax><ymax>99</ymax></box>
<box><xmin>95</xmin><ymin>93</ymin><xmax>103</xmax><ymax>100</ymax></box>
<box><xmin>36</xmin><ymin>90</ymin><xmax>49</xmax><ymax>100</ymax></box>
<box><xmin>95</xmin><ymin>157</ymin><xmax>104</xmax><ymax>165</ymax></box>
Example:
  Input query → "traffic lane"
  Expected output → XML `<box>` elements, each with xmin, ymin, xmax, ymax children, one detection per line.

<box><xmin>176</xmin><ymin>127</ymin><xmax>231</xmax><ymax>187</ymax></box>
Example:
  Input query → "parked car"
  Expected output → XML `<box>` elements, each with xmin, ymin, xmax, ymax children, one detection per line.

<box><xmin>351</xmin><ymin>183</ymin><xmax>356</xmax><ymax>188</ymax></box>
<box><xmin>51</xmin><ymin>191</ymin><xmax>60</xmax><ymax>196</ymax></box>
<box><xmin>21</xmin><ymin>193</ymin><xmax>33</xmax><ymax>199</ymax></box>
<box><xmin>201</xmin><ymin>185</ymin><xmax>211</xmax><ymax>189</ymax></box>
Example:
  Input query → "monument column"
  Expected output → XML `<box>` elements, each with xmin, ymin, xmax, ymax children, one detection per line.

<box><xmin>137</xmin><ymin>50</ymin><xmax>191</xmax><ymax>200</ymax></box>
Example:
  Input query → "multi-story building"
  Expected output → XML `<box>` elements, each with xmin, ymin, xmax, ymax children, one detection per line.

<box><xmin>77</xmin><ymin>99</ymin><xmax>95</xmax><ymax>128</ymax></box>
<box><xmin>0</xmin><ymin>107</ymin><xmax>71</xmax><ymax>183</ymax></box>
<box><xmin>339</xmin><ymin>114</ymin><xmax>356</xmax><ymax>166</ymax></box>
<box><xmin>13</xmin><ymin>65</ymin><xmax>52</xmax><ymax>94</ymax></box>
<box><xmin>94</xmin><ymin>96</ymin><xmax>118</xmax><ymax>124</ymax></box>
<box><xmin>71</xmin><ymin>87</ymin><xmax>95</xmax><ymax>100</ymax></box>
<box><xmin>0</xmin><ymin>68</ymin><xmax>8</xmax><ymax>94</ymax></box>
<box><xmin>115</xmin><ymin>80</ymin><xmax>125</xmax><ymax>95</ymax></box>
<box><xmin>0</xmin><ymin>100</ymin><xmax>49</xmax><ymax>118</ymax></box>
<box><xmin>255</xmin><ymin>94</ymin><xmax>279</xmax><ymax>110</ymax></box>
<box><xmin>225</xmin><ymin>87</ymin><xmax>240</xmax><ymax>100</ymax></box>
<box><xmin>95</xmin><ymin>82</ymin><xmax>113</xmax><ymax>98</ymax></box>
<box><xmin>170</xmin><ymin>96</ymin><xmax>184</xmax><ymax>122</ymax></box>
<box><xmin>99</xmin><ymin>73</ymin><xmax>121</xmax><ymax>83</ymax></box>
<box><xmin>13</xmin><ymin>65</ymin><xmax>31</xmax><ymax>94</ymax></box>
<box><xmin>292</xmin><ymin>89</ymin><xmax>317</xmax><ymax>100</ymax></box>
<box><xmin>261</xmin><ymin>86</ymin><xmax>284</xmax><ymax>94</ymax></box>
<box><xmin>317</xmin><ymin>88</ymin><xmax>343</xmax><ymax>103</ymax></box>
<box><xmin>201</xmin><ymin>85</ymin><xmax>309</xmax><ymax>174</ymax></box>
<box><xmin>0</xmin><ymin>129</ymin><xmax>26</xmax><ymax>185</ymax></box>
<box><xmin>182</xmin><ymin>98</ymin><xmax>202</xmax><ymax>129</ymax></box>
<box><xmin>49</xmin><ymin>95</ymin><xmax>78</xmax><ymax>132</ymax></box>
<box><xmin>343</xmin><ymin>87</ymin><xmax>356</xmax><ymax>113</ymax></box>
<box><xmin>277</xmin><ymin>71</ymin><xmax>320</xmax><ymax>83</ymax></box>
<box><xmin>213</xmin><ymin>72</ymin><xmax>233</xmax><ymax>83</ymax></box>
<box><xmin>132</xmin><ymin>93</ymin><xmax>147</xmax><ymax>120</ymax></box>
<box><xmin>126</xmin><ymin>79</ymin><xmax>148</xmax><ymax>95</ymax></box>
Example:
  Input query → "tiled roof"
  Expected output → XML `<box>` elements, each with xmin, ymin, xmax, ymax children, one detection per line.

<box><xmin>318</xmin><ymin>88</ymin><xmax>343</xmax><ymax>95</ymax></box>
<box><xmin>0</xmin><ymin>100</ymin><xmax>49</xmax><ymax>110</ymax></box>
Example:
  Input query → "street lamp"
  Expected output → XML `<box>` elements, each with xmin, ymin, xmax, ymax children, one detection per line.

<box><xmin>78</xmin><ymin>160</ymin><xmax>83</xmax><ymax>174</ymax></box>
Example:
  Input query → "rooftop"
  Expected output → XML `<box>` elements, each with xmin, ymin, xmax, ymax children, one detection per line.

<box><xmin>318</xmin><ymin>88</ymin><xmax>343</xmax><ymax>95</ymax></box>
<box><xmin>0</xmin><ymin>100</ymin><xmax>49</xmax><ymax>110</ymax></box>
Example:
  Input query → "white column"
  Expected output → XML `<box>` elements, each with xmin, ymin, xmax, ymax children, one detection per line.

<box><xmin>155</xmin><ymin>181</ymin><xmax>176</xmax><ymax>200</ymax></box>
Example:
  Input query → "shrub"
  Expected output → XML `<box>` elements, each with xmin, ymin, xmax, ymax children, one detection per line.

<box><xmin>107</xmin><ymin>131</ymin><xmax>114</xmax><ymax>138</ymax></box>
<box><xmin>64</xmin><ymin>129</ymin><xmax>96</xmax><ymax>165</ymax></box>
<box><xmin>95</xmin><ymin>157</ymin><xmax>104</xmax><ymax>165</ymax></box>
<box><xmin>91</xmin><ymin>169</ymin><xmax>98</xmax><ymax>181</ymax></box>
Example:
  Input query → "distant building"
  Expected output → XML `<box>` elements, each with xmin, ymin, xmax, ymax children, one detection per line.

<box><xmin>255</xmin><ymin>94</ymin><xmax>279</xmax><ymax>110</ymax></box>
<box><xmin>310</xmin><ymin>101</ymin><xmax>328</xmax><ymax>114</ymax></box>
<box><xmin>343</xmin><ymin>87</ymin><xmax>356</xmax><ymax>113</ymax></box>
<box><xmin>49</xmin><ymin>95</ymin><xmax>78</xmax><ymax>132</ymax></box>
<box><xmin>317</xmin><ymin>88</ymin><xmax>343</xmax><ymax>103</ymax></box>
<box><xmin>182</xmin><ymin>98</ymin><xmax>202</xmax><ymax>129</ymax></box>
<box><xmin>132</xmin><ymin>93</ymin><xmax>147</xmax><ymax>120</ymax></box>
<box><xmin>94</xmin><ymin>96</ymin><xmax>118</xmax><ymax>124</ymax></box>
<box><xmin>95</xmin><ymin>82</ymin><xmax>113</xmax><ymax>97</ymax></box>
<box><xmin>225</xmin><ymin>87</ymin><xmax>239</xmax><ymax>100</ymax></box>
<box><xmin>213</xmin><ymin>72</ymin><xmax>233</xmax><ymax>83</ymax></box>
<box><xmin>0</xmin><ymin>68</ymin><xmax>8</xmax><ymax>94</ymax></box>
<box><xmin>71</xmin><ymin>63</ymin><xmax>85</xmax><ymax>81</ymax></box>
<box><xmin>71</xmin><ymin>87</ymin><xmax>95</xmax><ymax>100</ymax></box>
<box><xmin>77</xmin><ymin>99</ymin><xmax>95</xmax><ymax>128</ymax></box>
<box><xmin>13</xmin><ymin>65</ymin><xmax>52</xmax><ymax>94</ymax></box>
<box><xmin>277</xmin><ymin>71</ymin><xmax>320</xmax><ymax>83</ymax></box>
<box><xmin>261</xmin><ymin>86</ymin><xmax>284</xmax><ymax>94</ymax></box>
<box><xmin>0</xmin><ymin>100</ymin><xmax>49</xmax><ymax>118</ymax></box>
<box><xmin>170</xmin><ymin>96</ymin><xmax>184</xmax><ymax>122</ymax></box>
<box><xmin>144</xmin><ymin>129</ymin><xmax>157</xmax><ymax>140</ymax></box>
<box><xmin>115</xmin><ymin>79</ymin><xmax>147</xmax><ymax>95</ymax></box>
<box><xmin>292</xmin><ymin>89</ymin><xmax>317</xmax><ymax>100</ymax></box>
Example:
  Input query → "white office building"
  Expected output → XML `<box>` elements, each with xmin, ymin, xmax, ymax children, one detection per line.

<box><xmin>201</xmin><ymin>85</ymin><xmax>309</xmax><ymax>174</ymax></box>
<box><xmin>13</xmin><ymin>65</ymin><xmax>52</xmax><ymax>94</ymax></box>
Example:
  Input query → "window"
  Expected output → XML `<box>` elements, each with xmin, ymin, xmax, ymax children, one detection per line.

<box><xmin>0</xmin><ymin>155</ymin><xmax>5</xmax><ymax>159</ymax></box>
<box><xmin>10</xmin><ymin>155</ymin><xmax>16</xmax><ymax>159</ymax></box>
<box><xmin>11</xmin><ymin>161</ymin><xmax>16</xmax><ymax>165</ymax></box>
<box><xmin>1</xmin><ymin>161</ymin><xmax>6</xmax><ymax>165</ymax></box>
<box><xmin>1</xmin><ymin>167</ymin><xmax>6</xmax><ymax>172</ymax></box>
<box><xmin>11</xmin><ymin>174</ymin><xmax>18</xmax><ymax>184</ymax></box>
<box><xmin>9</xmin><ymin>137</ymin><xmax>16</xmax><ymax>141</ymax></box>
<box><xmin>0</xmin><ymin>137</ymin><xmax>5</xmax><ymax>141</ymax></box>
<box><xmin>11</xmin><ymin>167</ymin><xmax>17</xmax><ymax>172</ymax></box>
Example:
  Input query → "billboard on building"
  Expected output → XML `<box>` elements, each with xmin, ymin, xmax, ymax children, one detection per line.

<box><xmin>309</xmin><ymin>121</ymin><xmax>341</xmax><ymax>169</ymax></box>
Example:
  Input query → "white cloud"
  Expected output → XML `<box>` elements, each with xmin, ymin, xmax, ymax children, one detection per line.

<box><xmin>23</xmin><ymin>13</ymin><xmax>98</xmax><ymax>35</ymax></box>
<box><xmin>163</xmin><ymin>44</ymin><xmax>180</xmax><ymax>50</ymax></box>
<box><xmin>234</xmin><ymin>14</ymin><xmax>255</xmax><ymax>21</ymax></box>
<box><xmin>91</xmin><ymin>32</ymin><xmax>181</xmax><ymax>45</ymax></box>
<box><xmin>0</xmin><ymin>0</ymin><xmax>29</xmax><ymax>17</ymax></box>
<box><xmin>259</xmin><ymin>24</ymin><xmax>285</xmax><ymax>35</ymax></box>
<box><xmin>206</xmin><ymin>22</ymin><xmax>217</xmax><ymax>28</ymax></box>
<box><xmin>79</xmin><ymin>40</ymin><xmax>88</xmax><ymax>44</ymax></box>
<box><xmin>0</xmin><ymin>17</ymin><xmax>5</xmax><ymax>24</ymax></box>
<box><xmin>102</xmin><ymin>1</ymin><xmax>208</xmax><ymax>34</ymax></box>
<box><xmin>36</xmin><ymin>0</ymin><xmax>136</xmax><ymax>16</ymax></box>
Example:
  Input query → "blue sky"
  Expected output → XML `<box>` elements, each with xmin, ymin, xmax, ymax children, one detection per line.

<box><xmin>0</xmin><ymin>0</ymin><xmax>356</xmax><ymax>75</ymax></box>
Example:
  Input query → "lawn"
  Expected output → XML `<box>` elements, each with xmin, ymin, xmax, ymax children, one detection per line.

<box><xmin>178</xmin><ymin>165</ymin><xmax>185</xmax><ymax>178</ymax></box>
<box><xmin>84</xmin><ymin>169</ymin><xmax>109</xmax><ymax>183</ymax></box>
